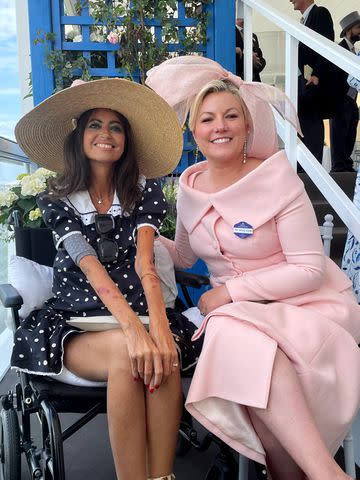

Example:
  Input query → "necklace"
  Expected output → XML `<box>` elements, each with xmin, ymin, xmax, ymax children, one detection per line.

<box><xmin>89</xmin><ymin>190</ymin><xmax>113</xmax><ymax>206</ymax></box>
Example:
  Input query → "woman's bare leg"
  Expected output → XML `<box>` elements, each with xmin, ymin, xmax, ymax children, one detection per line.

<box><xmin>64</xmin><ymin>330</ymin><xmax>147</xmax><ymax>480</ymax></box>
<box><xmin>248</xmin><ymin>348</ymin><xmax>352</xmax><ymax>480</ymax></box>
<box><xmin>145</xmin><ymin>370</ymin><xmax>182</xmax><ymax>478</ymax></box>
<box><xmin>248</xmin><ymin>409</ymin><xmax>305</xmax><ymax>480</ymax></box>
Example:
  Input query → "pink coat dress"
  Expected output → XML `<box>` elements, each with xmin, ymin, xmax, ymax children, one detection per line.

<box><xmin>161</xmin><ymin>150</ymin><xmax>360</xmax><ymax>465</ymax></box>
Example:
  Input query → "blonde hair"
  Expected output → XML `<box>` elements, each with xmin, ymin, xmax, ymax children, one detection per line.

<box><xmin>189</xmin><ymin>79</ymin><xmax>253</xmax><ymax>133</ymax></box>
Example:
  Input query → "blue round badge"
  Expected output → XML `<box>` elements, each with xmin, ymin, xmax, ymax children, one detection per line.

<box><xmin>233</xmin><ymin>221</ymin><xmax>254</xmax><ymax>239</ymax></box>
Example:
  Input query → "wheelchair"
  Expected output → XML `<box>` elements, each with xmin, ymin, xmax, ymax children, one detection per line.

<box><xmin>0</xmin><ymin>224</ymin><xmax>257</xmax><ymax>480</ymax></box>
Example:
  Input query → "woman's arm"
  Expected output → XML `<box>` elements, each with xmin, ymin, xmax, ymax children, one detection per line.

<box><xmin>160</xmin><ymin>217</ymin><xmax>198</xmax><ymax>269</ymax></box>
<box><xmin>78</xmin><ymin>255</ymin><xmax>161</xmax><ymax>387</ymax></box>
<box><xmin>199</xmin><ymin>191</ymin><xmax>326</xmax><ymax>314</ymax></box>
<box><xmin>135</xmin><ymin>226</ymin><xmax>178</xmax><ymax>384</ymax></box>
<box><xmin>225</xmin><ymin>191</ymin><xmax>325</xmax><ymax>303</ymax></box>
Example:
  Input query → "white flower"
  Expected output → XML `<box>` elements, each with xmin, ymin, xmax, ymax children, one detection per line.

<box><xmin>73</xmin><ymin>34</ymin><xmax>83</xmax><ymax>42</ymax></box>
<box><xmin>0</xmin><ymin>224</ymin><xmax>14</xmax><ymax>242</ymax></box>
<box><xmin>90</xmin><ymin>32</ymin><xmax>105</xmax><ymax>42</ymax></box>
<box><xmin>0</xmin><ymin>189</ymin><xmax>18</xmax><ymax>207</ymax></box>
<box><xmin>162</xmin><ymin>183</ymin><xmax>179</xmax><ymax>203</ymax></box>
<box><xmin>20</xmin><ymin>175</ymin><xmax>47</xmax><ymax>197</ymax></box>
<box><xmin>19</xmin><ymin>169</ymin><xmax>56</xmax><ymax>197</ymax></box>
<box><xmin>33</xmin><ymin>168</ymin><xmax>56</xmax><ymax>181</ymax></box>
<box><xmin>28</xmin><ymin>208</ymin><xmax>42</xmax><ymax>221</ymax></box>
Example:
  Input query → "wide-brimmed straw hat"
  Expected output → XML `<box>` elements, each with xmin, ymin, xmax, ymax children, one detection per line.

<box><xmin>15</xmin><ymin>78</ymin><xmax>183</xmax><ymax>178</ymax></box>
<box><xmin>340</xmin><ymin>11</ymin><xmax>360</xmax><ymax>38</ymax></box>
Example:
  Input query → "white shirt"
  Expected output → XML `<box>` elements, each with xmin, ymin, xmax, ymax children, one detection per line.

<box><xmin>301</xmin><ymin>3</ymin><xmax>315</xmax><ymax>25</ymax></box>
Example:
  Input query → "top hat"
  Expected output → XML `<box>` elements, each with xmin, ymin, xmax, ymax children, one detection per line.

<box><xmin>340</xmin><ymin>11</ymin><xmax>360</xmax><ymax>38</ymax></box>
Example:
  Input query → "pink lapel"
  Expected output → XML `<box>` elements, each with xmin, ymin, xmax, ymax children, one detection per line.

<box><xmin>178</xmin><ymin>151</ymin><xmax>304</xmax><ymax>233</ymax></box>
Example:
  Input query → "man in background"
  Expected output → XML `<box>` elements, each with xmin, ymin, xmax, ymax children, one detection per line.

<box><xmin>290</xmin><ymin>0</ymin><xmax>340</xmax><ymax>165</ymax></box>
<box><xmin>235</xmin><ymin>5</ymin><xmax>266</xmax><ymax>81</ymax></box>
<box><xmin>330</xmin><ymin>11</ymin><xmax>360</xmax><ymax>173</ymax></box>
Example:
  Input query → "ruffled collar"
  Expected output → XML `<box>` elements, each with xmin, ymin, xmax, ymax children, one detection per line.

<box><xmin>178</xmin><ymin>151</ymin><xmax>304</xmax><ymax>233</ymax></box>
<box><xmin>60</xmin><ymin>175</ymin><xmax>147</xmax><ymax>226</ymax></box>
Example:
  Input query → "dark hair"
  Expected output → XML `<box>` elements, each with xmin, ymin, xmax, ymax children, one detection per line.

<box><xmin>49</xmin><ymin>108</ymin><xmax>142</xmax><ymax>213</ymax></box>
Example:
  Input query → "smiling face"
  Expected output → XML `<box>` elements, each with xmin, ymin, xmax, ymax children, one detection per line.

<box><xmin>193</xmin><ymin>91</ymin><xmax>249</xmax><ymax>164</ymax></box>
<box><xmin>83</xmin><ymin>108</ymin><xmax>126</xmax><ymax>167</ymax></box>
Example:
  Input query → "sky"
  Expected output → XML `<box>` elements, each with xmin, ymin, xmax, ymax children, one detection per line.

<box><xmin>0</xmin><ymin>0</ymin><xmax>21</xmax><ymax>140</ymax></box>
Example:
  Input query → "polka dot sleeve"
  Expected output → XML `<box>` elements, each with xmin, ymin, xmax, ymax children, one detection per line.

<box><xmin>135</xmin><ymin>179</ymin><xmax>167</xmax><ymax>234</ymax></box>
<box><xmin>37</xmin><ymin>193</ymin><xmax>83</xmax><ymax>249</ymax></box>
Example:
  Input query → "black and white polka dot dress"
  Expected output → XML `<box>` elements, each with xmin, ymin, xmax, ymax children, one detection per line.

<box><xmin>11</xmin><ymin>178</ymin><xmax>202</xmax><ymax>376</ymax></box>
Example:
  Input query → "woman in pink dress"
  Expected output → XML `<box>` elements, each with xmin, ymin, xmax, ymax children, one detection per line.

<box><xmin>146</xmin><ymin>57</ymin><xmax>360</xmax><ymax>480</ymax></box>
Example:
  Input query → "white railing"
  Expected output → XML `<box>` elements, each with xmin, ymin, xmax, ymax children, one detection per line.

<box><xmin>240</xmin><ymin>0</ymin><xmax>360</xmax><ymax>242</ymax></box>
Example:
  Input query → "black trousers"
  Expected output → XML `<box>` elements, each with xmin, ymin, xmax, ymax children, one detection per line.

<box><xmin>298</xmin><ymin>76</ymin><xmax>325</xmax><ymax>164</ymax></box>
<box><xmin>329</xmin><ymin>96</ymin><xmax>359</xmax><ymax>172</ymax></box>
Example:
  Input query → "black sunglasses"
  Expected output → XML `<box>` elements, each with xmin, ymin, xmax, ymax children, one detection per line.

<box><xmin>94</xmin><ymin>214</ymin><xmax>118</xmax><ymax>263</ymax></box>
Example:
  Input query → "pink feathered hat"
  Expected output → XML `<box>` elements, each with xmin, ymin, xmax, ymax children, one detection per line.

<box><xmin>146</xmin><ymin>56</ymin><xmax>301</xmax><ymax>160</ymax></box>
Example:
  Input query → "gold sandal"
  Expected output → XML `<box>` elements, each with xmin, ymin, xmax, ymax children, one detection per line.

<box><xmin>148</xmin><ymin>475</ymin><xmax>175</xmax><ymax>480</ymax></box>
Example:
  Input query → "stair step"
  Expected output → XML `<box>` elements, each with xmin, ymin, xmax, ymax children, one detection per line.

<box><xmin>299</xmin><ymin>172</ymin><xmax>356</xmax><ymax>202</ymax></box>
<box><xmin>329</xmin><ymin>227</ymin><xmax>348</xmax><ymax>265</ymax></box>
<box><xmin>297</xmin><ymin>171</ymin><xmax>357</xmax><ymax>264</ymax></box>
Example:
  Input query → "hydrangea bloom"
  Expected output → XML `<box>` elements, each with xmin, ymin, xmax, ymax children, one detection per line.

<box><xmin>28</xmin><ymin>208</ymin><xmax>42</xmax><ymax>221</ymax></box>
<box><xmin>0</xmin><ymin>189</ymin><xmax>18</xmax><ymax>208</ymax></box>
<box><xmin>0</xmin><ymin>168</ymin><xmax>56</xmax><ymax>237</ymax></box>
<box><xmin>20</xmin><ymin>168</ymin><xmax>56</xmax><ymax>197</ymax></box>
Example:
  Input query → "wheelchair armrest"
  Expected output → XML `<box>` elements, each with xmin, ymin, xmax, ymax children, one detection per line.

<box><xmin>0</xmin><ymin>284</ymin><xmax>23</xmax><ymax>309</ymax></box>
<box><xmin>175</xmin><ymin>270</ymin><xmax>210</xmax><ymax>289</ymax></box>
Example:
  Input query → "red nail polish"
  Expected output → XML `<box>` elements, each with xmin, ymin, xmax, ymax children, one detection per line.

<box><xmin>155</xmin><ymin>384</ymin><xmax>159</xmax><ymax>389</ymax></box>
<box><xmin>145</xmin><ymin>384</ymin><xmax>149</xmax><ymax>387</ymax></box>
<box><xmin>133</xmin><ymin>377</ymin><xmax>138</xmax><ymax>381</ymax></box>
<box><xmin>149</xmin><ymin>387</ymin><xmax>154</xmax><ymax>393</ymax></box>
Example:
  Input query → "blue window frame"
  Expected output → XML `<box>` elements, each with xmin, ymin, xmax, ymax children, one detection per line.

<box><xmin>27</xmin><ymin>0</ymin><xmax>235</xmax><ymax>173</ymax></box>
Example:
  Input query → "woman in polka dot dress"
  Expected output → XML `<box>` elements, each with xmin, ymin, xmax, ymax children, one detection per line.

<box><xmin>12</xmin><ymin>78</ymin><xmax>195</xmax><ymax>480</ymax></box>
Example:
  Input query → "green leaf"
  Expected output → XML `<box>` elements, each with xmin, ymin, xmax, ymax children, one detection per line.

<box><xmin>17</xmin><ymin>197</ymin><xmax>37</xmax><ymax>214</ymax></box>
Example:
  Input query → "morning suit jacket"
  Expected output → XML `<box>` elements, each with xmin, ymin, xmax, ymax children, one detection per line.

<box><xmin>336</xmin><ymin>39</ymin><xmax>358</xmax><ymax>100</ymax></box>
<box><xmin>236</xmin><ymin>28</ymin><xmax>266</xmax><ymax>82</ymax></box>
<box><xmin>298</xmin><ymin>4</ymin><xmax>341</xmax><ymax>118</ymax></box>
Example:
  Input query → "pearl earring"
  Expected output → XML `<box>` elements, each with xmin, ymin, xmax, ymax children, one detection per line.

<box><xmin>243</xmin><ymin>139</ymin><xmax>247</xmax><ymax>164</ymax></box>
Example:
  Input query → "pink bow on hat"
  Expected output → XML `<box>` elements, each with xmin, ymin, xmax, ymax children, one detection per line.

<box><xmin>146</xmin><ymin>56</ymin><xmax>301</xmax><ymax>160</ymax></box>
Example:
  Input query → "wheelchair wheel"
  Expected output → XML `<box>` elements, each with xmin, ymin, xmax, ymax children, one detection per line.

<box><xmin>205</xmin><ymin>451</ymin><xmax>238</xmax><ymax>480</ymax></box>
<box><xmin>0</xmin><ymin>407</ymin><xmax>21</xmax><ymax>480</ymax></box>
<box><xmin>176</xmin><ymin>430</ymin><xmax>192</xmax><ymax>456</ymax></box>
<box><xmin>40</xmin><ymin>402</ymin><xmax>65</xmax><ymax>480</ymax></box>
<box><xmin>176</xmin><ymin>404</ymin><xmax>193</xmax><ymax>456</ymax></box>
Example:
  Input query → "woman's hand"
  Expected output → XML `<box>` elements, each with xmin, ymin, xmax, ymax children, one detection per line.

<box><xmin>149</xmin><ymin>319</ymin><xmax>178</xmax><ymax>389</ymax></box>
<box><xmin>122</xmin><ymin>320</ymin><xmax>162</xmax><ymax>389</ymax></box>
<box><xmin>198</xmin><ymin>285</ymin><xmax>232</xmax><ymax>316</ymax></box>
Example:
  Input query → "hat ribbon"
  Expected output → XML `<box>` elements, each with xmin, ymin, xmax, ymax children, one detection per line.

<box><xmin>146</xmin><ymin>56</ymin><xmax>301</xmax><ymax>135</ymax></box>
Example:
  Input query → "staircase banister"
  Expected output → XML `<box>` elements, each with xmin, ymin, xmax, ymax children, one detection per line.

<box><xmin>242</xmin><ymin>0</ymin><xmax>360</xmax><ymax>79</ymax></box>
<box><xmin>273</xmin><ymin>112</ymin><xmax>360</xmax><ymax>243</ymax></box>
<box><xmin>297</xmin><ymin>144</ymin><xmax>360</xmax><ymax>243</ymax></box>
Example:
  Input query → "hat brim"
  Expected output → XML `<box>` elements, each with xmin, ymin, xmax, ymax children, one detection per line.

<box><xmin>340</xmin><ymin>19</ymin><xmax>360</xmax><ymax>37</ymax></box>
<box><xmin>15</xmin><ymin>78</ymin><xmax>183</xmax><ymax>178</ymax></box>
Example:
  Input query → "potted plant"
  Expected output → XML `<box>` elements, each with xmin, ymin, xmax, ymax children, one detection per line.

<box><xmin>0</xmin><ymin>168</ymin><xmax>57</xmax><ymax>266</ymax></box>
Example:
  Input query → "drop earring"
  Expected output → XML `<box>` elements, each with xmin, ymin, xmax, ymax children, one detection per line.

<box><xmin>243</xmin><ymin>139</ymin><xmax>247</xmax><ymax>164</ymax></box>
<box><xmin>194</xmin><ymin>145</ymin><xmax>199</xmax><ymax>162</ymax></box>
